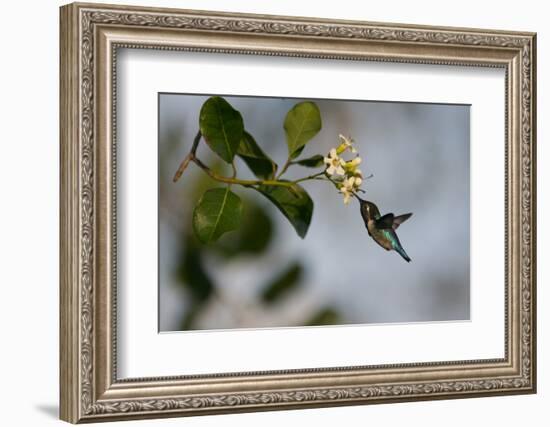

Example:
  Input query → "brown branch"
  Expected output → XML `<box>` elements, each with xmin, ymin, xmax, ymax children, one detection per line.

<box><xmin>172</xmin><ymin>130</ymin><xmax>202</xmax><ymax>182</ymax></box>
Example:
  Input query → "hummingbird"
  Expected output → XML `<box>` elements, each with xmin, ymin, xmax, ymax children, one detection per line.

<box><xmin>356</xmin><ymin>196</ymin><xmax>413</xmax><ymax>263</ymax></box>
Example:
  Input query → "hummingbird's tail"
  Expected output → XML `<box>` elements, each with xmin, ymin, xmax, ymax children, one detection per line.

<box><xmin>394</xmin><ymin>244</ymin><xmax>411</xmax><ymax>263</ymax></box>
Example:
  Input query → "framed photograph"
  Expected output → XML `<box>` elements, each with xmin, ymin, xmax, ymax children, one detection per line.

<box><xmin>60</xmin><ymin>2</ymin><xmax>537</xmax><ymax>423</ymax></box>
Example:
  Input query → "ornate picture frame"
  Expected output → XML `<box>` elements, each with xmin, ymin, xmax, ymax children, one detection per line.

<box><xmin>60</xmin><ymin>2</ymin><xmax>536</xmax><ymax>423</ymax></box>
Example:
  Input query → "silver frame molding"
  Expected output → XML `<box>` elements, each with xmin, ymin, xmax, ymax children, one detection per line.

<box><xmin>60</xmin><ymin>2</ymin><xmax>537</xmax><ymax>423</ymax></box>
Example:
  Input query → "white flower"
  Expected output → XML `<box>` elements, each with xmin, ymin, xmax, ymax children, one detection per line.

<box><xmin>343</xmin><ymin>156</ymin><xmax>362</xmax><ymax>175</ymax></box>
<box><xmin>342</xmin><ymin>176</ymin><xmax>358</xmax><ymax>191</ymax></box>
<box><xmin>324</xmin><ymin>148</ymin><xmax>346</xmax><ymax>176</ymax></box>
<box><xmin>348</xmin><ymin>156</ymin><xmax>362</xmax><ymax>167</ymax></box>
<box><xmin>337</xmin><ymin>134</ymin><xmax>357</xmax><ymax>154</ymax></box>
<box><xmin>324</xmin><ymin>134</ymin><xmax>366</xmax><ymax>205</ymax></box>
<box><xmin>340</xmin><ymin>176</ymin><xmax>361</xmax><ymax>205</ymax></box>
<box><xmin>341</xmin><ymin>189</ymin><xmax>352</xmax><ymax>204</ymax></box>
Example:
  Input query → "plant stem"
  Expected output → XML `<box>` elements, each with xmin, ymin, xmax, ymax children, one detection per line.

<box><xmin>293</xmin><ymin>171</ymin><xmax>326</xmax><ymax>183</ymax></box>
<box><xmin>173</xmin><ymin>131</ymin><xmax>202</xmax><ymax>182</ymax></box>
<box><xmin>321</xmin><ymin>174</ymin><xmax>344</xmax><ymax>192</ymax></box>
<box><xmin>276</xmin><ymin>157</ymin><xmax>292</xmax><ymax>179</ymax></box>
<box><xmin>173</xmin><ymin>130</ymin><xmax>333</xmax><ymax>190</ymax></box>
<box><xmin>192</xmin><ymin>157</ymin><xmax>294</xmax><ymax>188</ymax></box>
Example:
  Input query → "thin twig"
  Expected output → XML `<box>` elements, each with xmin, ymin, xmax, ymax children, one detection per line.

<box><xmin>173</xmin><ymin>130</ymin><xmax>340</xmax><ymax>191</ymax></box>
<box><xmin>192</xmin><ymin>157</ymin><xmax>294</xmax><ymax>188</ymax></box>
<box><xmin>276</xmin><ymin>157</ymin><xmax>292</xmax><ymax>179</ymax></box>
<box><xmin>293</xmin><ymin>171</ymin><xmax>326</xmax><ymax>183</ymax></box>
<box><xmin>172</xmin><ymin>131</ymin><xmax>202</xmax><ymax>182</ymax></box>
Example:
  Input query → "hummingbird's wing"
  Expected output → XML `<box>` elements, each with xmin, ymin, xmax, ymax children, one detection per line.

<box><xmin>392</xmin><ymin>213</ymin><xmax>413</xmax><ymax>229</ymax></box>
<box><xmin>375</xmin><ymin>213</ymin><xmax>395</xmax><ymax>229</ymax></box>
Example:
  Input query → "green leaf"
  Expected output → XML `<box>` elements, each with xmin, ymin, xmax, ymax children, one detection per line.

<box><xmin>214</xmin><ymin>199</ymin><xmax>273</xmax><ymax>257</ymax></box>
<box><xmin>256</xmin><ymin>183</ymin><xmax>313</xmax><ymax>238</ymax></box>
<box><xmin>295</xmin><ymin>154</ymin><xmax>325</xmax><ymax>168</ymax></box>
<box><xmin>199</xmin><ymin>96</ymin><xmax>244</xmax><ymax>163</ymax></box>
<box><xmin>261</xmin><ymin>263</ymin><xmax>303</xmax><ymax>303</ymax></box>
<box><xmin>237</xmin><ymin>132</ymin><xmax>278</xmax><ymax>179</ymax></box>
<box><xmin>284</xmin><ymin>101</ymin><xmax>322</xmax><ymax>159</ymax></box>
<box><xmin>193</xmin><ymin>188</ymin><xmax>243</xmax><ymax>243</ymax></box>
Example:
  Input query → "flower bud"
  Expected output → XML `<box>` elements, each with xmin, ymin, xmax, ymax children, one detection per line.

<box><xmin>336</xmin><ymin>134</ymin><xmax>355</xmax><ymax>154</ymax></box>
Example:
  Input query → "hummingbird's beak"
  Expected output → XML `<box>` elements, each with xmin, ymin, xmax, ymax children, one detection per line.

<box><xmin>354</xmin><ymin>193</ymin><xmax>366</xmax><ymax>203</ymax></box>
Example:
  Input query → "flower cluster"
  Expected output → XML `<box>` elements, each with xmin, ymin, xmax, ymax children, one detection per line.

<box><xmin>323</xmin><ymin>134</ymin><xmax>364</xmax><ymax>205</ymax></box>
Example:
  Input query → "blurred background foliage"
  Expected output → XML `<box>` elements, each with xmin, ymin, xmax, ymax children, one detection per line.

<box><xmin>171</xmin><ymin>183</ymin><xmax>341</xmax><ymax>331</ymax></box>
